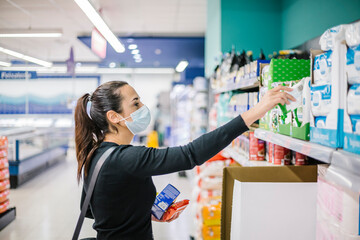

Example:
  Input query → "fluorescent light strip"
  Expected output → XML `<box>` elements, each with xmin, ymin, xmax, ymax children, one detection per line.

<box><xmin>1</xmin><ymin>66</ymin><xmax>175</xmax><ymax>74</ymax></box>
<box><xmin>0</xmin><ymin>61</ymin><xmax>11</xmax><ymax>67</ymax></box>
<box><xmin>0</xmin><ymin>33</ymin><xmax>62</xmax><ymax>38</ymax></box>
<box><xmin>0</xmin><ymin>47</ymin><xmax>52</xmax><ymax>67</ymax></box>
<box><xmin>175</xmin><ymin>60</ymin><xmax>189</xmax><ymax>72</ymax></box>
<box><xmin>74</xmin><ymin>0</ymin><xmax>125</xmax><ymax>53</ymax></box>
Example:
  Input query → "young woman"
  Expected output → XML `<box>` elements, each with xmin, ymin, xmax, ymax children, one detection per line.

<box><xmin>75</xmin><ymin>81</ymin><xmax>294</xmax><ymax>240</ymax></box>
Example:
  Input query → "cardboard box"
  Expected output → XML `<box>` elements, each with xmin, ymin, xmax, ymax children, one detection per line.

<box><xmin>221</xmin><ymin>165</ymin><xmax>318</xmax><ymax>240</ymax></box>
<box><xmin>268</xmin><ymin>59</ymin><xmax>310</xmax><ymax>84</ymax></box>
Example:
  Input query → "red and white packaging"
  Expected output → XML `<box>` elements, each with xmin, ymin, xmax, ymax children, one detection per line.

<box><xmin>274</xmin><ymin>145</ymin><xmax>291</xmax><ymax>165</ymax></box>
<box><xmin>0</xmin><ymin>189</ymin><xmax>9</xmax><ymax>203</ymax></box>
<box><xmin>0</xmin><ymin>158</ymin><xmax>8</xmax><ymax>169</ymax></box>
<box><xmin>268</xmin><ymin>143</ymin><xmax>274</xmax><ymax>163</ymax></box>
<box><xmin>0</xmin><ymin>137</ymin><xmax>8</xmax><ymax>149</ymax></box>
<box><xmin>249</xmin><ymin>132</ymin><xmax>265</xmax><ymax>161</ymax></box>
<box><xmin>0</xmin><ymin>168</ymin><xmax>9</xmax><ymax>181</ymax></box>
<box><xmin>0</xmin><ymin>149</ymin><xmax>7</xmax><ymax>158</ymax></box>
<box><xmin>0</xmin><ymin>200</ymin><xmax>9</xmax><ymax>214</ymax></box>
<box><xmin>162</xmin><ymin>199</ymin><xmax>190</xmax><ymax>221</ymax></box>
<box><xmin>292</xmin><ymin>152</ymin><xmax>308</xmax><ymax>166</ymax></box>
<box><xmin>0</xmin><ymin>179</ymin><xmax>10</xmax><ymax>192</ymax></box>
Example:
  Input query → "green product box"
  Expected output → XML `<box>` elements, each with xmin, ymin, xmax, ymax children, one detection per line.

<box><xmin>277</xmin><ymin>111</ymin><xmax>291</xmax><ymax>136</ymax></box>
<box><xmin>291</xmin><ymin>123</ymin><xmax>310</xmax><ymax>141</ymax></box>
<box><xmin>268</xmin><ymin>59</ymin><xmax>310</xmax><ymax>86</ymax></box>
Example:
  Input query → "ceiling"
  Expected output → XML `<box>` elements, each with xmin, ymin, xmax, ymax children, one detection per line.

<box><xmin>0</xmin><ymin>0</ymin><xmax>206</xmax><ymax>68</ymax></box>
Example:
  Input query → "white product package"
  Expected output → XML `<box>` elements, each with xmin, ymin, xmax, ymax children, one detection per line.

<box><xmin>261</xmin><ymin>65</ymin><xmax>271</xmax><ymax>87</ymax></box>
<box><xmin>345</xmin><ymin>21</ymin><xmax>360</xmax><ymax>47</ymax></box>
<box><xmin>346</xmin><ymin>45</ymin><xmax>360</xmax><ymax>84</ymax></box>
<box><xmin>347</xmin><ymin>84</ymin><xmax>360</xmax><ymax>115</ymax></box>
<box><xmin>311</xmin><ymin>84</ymin><xmax>332</xmax><ymax>116</ymax></box>
<box><xmin>313</xmin><ymin>50</ymin><xmax>333</xmax><ymax>84</ymax></box>
<box><xmin>285</xmin><ymin>78</ymin><xmax>305</xmax><ymax>111</ymax></box>
<box><xmin>319</xmin><ymin>24</ymin><xmax>348</xmax><ymax>51</ymax></box>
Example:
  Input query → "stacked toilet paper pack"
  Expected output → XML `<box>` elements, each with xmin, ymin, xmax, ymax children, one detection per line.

<box><xmin>316</xmin><ymin>165</ymin><xmax>360</xmax><ymax>239</ymax></box>
<box><xmin>310</xmin><ymin>25</ymin><xmax>348</xmax><ymax>148</ymax></box>
<box><xmin>344</xmin><ymin>21</ymin><xmax>360</xmax><ymax>154</ymax></box>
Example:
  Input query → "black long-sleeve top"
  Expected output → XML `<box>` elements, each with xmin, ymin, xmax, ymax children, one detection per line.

<box><xmin>81</xmin><ymin>115</ymin><xmax>248</xmax><ymax>239</ymax></box>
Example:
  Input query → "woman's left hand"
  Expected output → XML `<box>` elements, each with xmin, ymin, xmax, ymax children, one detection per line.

<box><xmin>151</xmin><ymin>212</ymin><xmax>181</xmax><ymax>223</ymax></box>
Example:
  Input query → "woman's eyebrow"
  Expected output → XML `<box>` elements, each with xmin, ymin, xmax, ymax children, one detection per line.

<box><xmin>132</xmin><ymin>97</ymin><xmax>139</xmax><ymax>102</ymax></box>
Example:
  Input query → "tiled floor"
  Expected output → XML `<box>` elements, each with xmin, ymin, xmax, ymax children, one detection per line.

<box><xmin>0</xmin><ymin>148</ymin><xmax>194</xmax><ymax>240</ymax></box>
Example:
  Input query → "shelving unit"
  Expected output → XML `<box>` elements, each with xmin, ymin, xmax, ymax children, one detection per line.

<box><xmin>254</xmin><ymin>129</ymin><xmax>335</xmax><ymax>164</ymax></box>
<box><xmin>213</xmin><ymin>77</ymin><xmax>259</xmax><ymax>94</ymax></box>
<box><xmin>224</xmin><ymin>146</ymin><xmax>270</xmax><ymax>167</ymax></box>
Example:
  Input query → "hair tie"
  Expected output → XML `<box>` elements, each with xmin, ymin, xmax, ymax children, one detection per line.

<box><xmin>86</xmin><ymin>100</ymin><xmax>92</xmax><ymax>120</ymax></box>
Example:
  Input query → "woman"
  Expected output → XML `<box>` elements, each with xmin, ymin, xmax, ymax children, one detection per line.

<box><xmin>75</xmin><ymin>81</ymin><xmax>294</xmax><ymax>240</ymax></box>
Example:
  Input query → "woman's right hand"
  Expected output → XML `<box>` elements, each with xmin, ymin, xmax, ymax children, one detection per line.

<box><xmin>241</xmin><ymin>85</ymin><xmax>296</xmax><ymax>128</ymax></box>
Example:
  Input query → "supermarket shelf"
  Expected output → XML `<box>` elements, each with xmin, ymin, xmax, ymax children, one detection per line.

<box><xmin>225</xmin><ymin>147</ymin><xmax>270</xmax><ymax>167</ymax></box>
<box><xmin>326</xmin><ymin>150</ymin><xmax>360</xmax><ymax>193</ymax></box>
<box><xmin>254</xmin><ymin>129</ymin><xmax>335</xmax><ymax>163</ymax></box>
<box><xmin>213</xmin><ymin>77</ymin><xmax>259</xmax><ymax>94</ymax></box>
<box><xmin>0</xmin><ymin>207</ymin><xmax>16</xmax><ymax>231</ymax></box>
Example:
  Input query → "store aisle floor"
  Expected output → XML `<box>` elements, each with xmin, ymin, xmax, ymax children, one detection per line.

<box><xmin>0</xmin><ymin>147</ymin><xmax>194</xmax><ymax>240</ymax></box>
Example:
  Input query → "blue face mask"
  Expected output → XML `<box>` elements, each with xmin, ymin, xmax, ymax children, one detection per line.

<box><xmin>120</xmin><ymin>105</ymin><xmax>151</xmax><ymax>135</ymax></box>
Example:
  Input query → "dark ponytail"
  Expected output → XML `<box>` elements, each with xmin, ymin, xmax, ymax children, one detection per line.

<box><xmin>74</xmin><ymin>81</ymin><xmax>128</xmax><ymax>182</ymax></box>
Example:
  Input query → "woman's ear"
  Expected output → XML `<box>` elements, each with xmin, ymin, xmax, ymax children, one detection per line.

<box><xmin>106</xmin><ymin>110</ymin><xmax>122</xmax><ymax>124</ymax></box>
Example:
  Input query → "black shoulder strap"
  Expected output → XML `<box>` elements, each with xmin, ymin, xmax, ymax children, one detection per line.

<box><xmin>72</xmin><ymin>146</ymin><xmax>116</xmax><ymax>240</ymax></box>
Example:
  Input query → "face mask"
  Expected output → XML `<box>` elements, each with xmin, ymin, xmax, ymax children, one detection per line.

<box><xmin>120</xmin><ymin>105</ymin><xmax>151</xmax><ymax>135</ymax></box>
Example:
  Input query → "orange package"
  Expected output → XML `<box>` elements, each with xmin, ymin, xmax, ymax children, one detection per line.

<box><xmin>0</xmin><ymin>168</ymin><xmax>9</xmax><ymax>181</ymax></box>
<box><xmin>162</xmin><ymin>199</ymin><xmax>189</xmax><ymax>221</ymax></box>
<box><xmin>0</xmin><ymin>189</ymin><xmax>9</xmax><ymax>203</ymax></box>
<box><xmin>0</xmin><ymin>149</ymin><xmax>7</xmax><ymax>158</ymax></box>
<box><xmin>0</xmin><ymin>158</ymin><xmax>8</xmax><ymax>169</ymax></box>
<box><xmin>0</xmin><ymin>200</ymin><xmax>10</xmax><ymax>214</ymax></box>
<box><xmin>0</xmin><ymin>179</ymin><xmax>10</xmax><ymax>192</ymax></box>
<box><xmin>202</xmin><ymin>225</ymin><xmax>220</xmax><ymax>240</ymax></box>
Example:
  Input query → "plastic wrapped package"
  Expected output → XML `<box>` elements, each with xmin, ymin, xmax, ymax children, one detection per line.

<box><xmin>162</xmin><ymin>199</ymin><xmax>189</xmax><ymax>221</ymax></box>
<box><xmin>346</xmin><ymin>45</ymin><xmax>360</xmax><ymax>84</ymax></box>
<box><xmin>0</xmin><ymin>200</ymin><xmax>9</xmax><ymax>214</ymax></box>
<box><xmin>198</xmin><ymin>176</ymin><xmax>223</xmax><ymax>190</ymax></box>
<box><xmin>0</xmin><ymin>168</ymin><xmax>9</xmax><ymax>181</ymax></box>
<box><xmin>0</xmin><ymin>189</ymin><xmax>9</xmax><ymax>203</ymax></box>
<box><xmin>0</xmin><ymin>158</ymin><xmax>8</xmax><ymax>169</ymax></box>
<box><xmin>0</xmin><ymin>179</ymin><xmax>10</xmax><ymax>192</ymax></box>
<box><xmin>202</xmin><ymin>225</ymin><xmax>220</xmax><ymax>240</ymax></box>
<box><xmin>201</xmin><ymin>198</ymin><xmax>221</xmax><ymax>226</ymax></box>
<box><xmin>348</xmin><ymin>84</ymin><xmax>360</xmax><ymax>115</ymax></box>
<box><xmin>345</xmin><ymin>21</ymin><xmax>360</xmax><ymax>47</ymax></box>
<box><xmin>311</xmin><ymin>84</ymin><xmax>332</xmax><ymax>117</ymax></box>
<box><xmin>313</xmin><ymin>50</ymin><xmax>333</xmax><ymax>85</ymax></box>
<box><xmin>319</xmin><ymin>24</ymin><xmax>348</xmax><ymax>51</ymax></box>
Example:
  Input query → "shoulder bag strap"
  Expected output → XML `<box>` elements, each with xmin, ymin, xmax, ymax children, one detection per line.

<box><xmin>72</xmin><ymin>146</ymin><xmax>116</xmax><ymax>240</ymax></box>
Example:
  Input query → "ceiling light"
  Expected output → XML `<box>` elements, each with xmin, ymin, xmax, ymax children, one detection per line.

<box><xmin>135</xmin><ymin>59</ymin><xmax>142</xmax><ymax>63</ymax></box>
<box><xmin>128</xmin><ymin>44</ymin><xmax>137</xmax><ymax>50</ymax></box>
<box><xmin>74</xmin><ymin>0</ymin><xmax>125</xmax><ymax>53</ymax></box>
<box><xmin>0</xmin><ymin>61</ymin><xmax>11</xmax><ymax>67</ymax></box>
<box><xmin>0</xmin><ymin>46</ymin><xmax>52</xmax><ymax>67</ymax></box>
<box><xmin>133</xmin><ymin>54</ymin><xmax>141</xmax><ymax>59</ymax></box>
<box><xmin>127</xmin><ymin>38</ymin><xmax>134</xmax><ymax>43</ymax></box>
<box><xmin>109</xmin><ymin>62</ymin><xmax>116</xmax><ymax>68</ymax></box>
<box><xmin>1</xmin><ymin>66</ymin><xmax>175</xmax><ymax>74</ymax></box>
<box><xmin>131</xmin><ymin>49</ymin><xmax>139</xmax><ymax>55</ymax></box>
<box><xmin>0</xmin><ymin>29</ymin><xmax>62</xmax><ymax>38</ymax></box>
<box><xmin>155</xmin><ymin>49</ymin><xmax>162</xmax><ymax>55</ymax></box>
<box><xmin>175</xmin><ymin>60</ymin><xmax>189</xmax><ymax>72</ymax></box>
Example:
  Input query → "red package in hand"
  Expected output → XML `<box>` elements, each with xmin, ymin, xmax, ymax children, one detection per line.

<box><xmin>162</xmin><ymin>199</ymin><xmax>189</xmax><ymax>221</ymax></box>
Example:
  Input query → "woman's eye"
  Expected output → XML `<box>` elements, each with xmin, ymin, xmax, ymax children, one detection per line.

<box><xmin>135</xmin><ymin>102</ymin><xmax>139</xmax><ymax>107</ymax></box>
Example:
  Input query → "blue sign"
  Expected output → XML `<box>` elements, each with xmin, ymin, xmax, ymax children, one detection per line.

<box><xmin>0</xmin><ymin>71</ymin><xmax>37</xmax><ymax>79</ymax></box>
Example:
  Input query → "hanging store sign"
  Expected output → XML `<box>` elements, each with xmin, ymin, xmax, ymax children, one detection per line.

<box><xmin>0</xmin><ymin>71</ymin><xmax>37</xmax><ymax>79</ymax></box>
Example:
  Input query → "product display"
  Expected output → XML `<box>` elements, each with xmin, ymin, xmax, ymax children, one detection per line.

<box><xmin>162</xmin><ymin>199</ymin><xmax>190</xmax><ymax>222</ymax></box>
<box><xmin>151</xmin><ymin>184</ymin><xmax>180</xmax><ymax>220</ymax></box>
